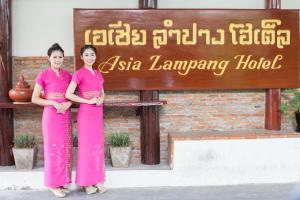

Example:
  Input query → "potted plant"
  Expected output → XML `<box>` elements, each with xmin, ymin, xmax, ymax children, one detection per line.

<box><xmin>73</xmin><ymin>133</ymin><xmax>78</xmax><ymax>168</ymax></box>
<box><xmin>109</xmin><ymin>133</ymin><xmax>131</xmax><ymax>168</ymax></box>
<box><xmin>281</xmin><ymin>88</ymin><xmax>300</xmax><ymax>132</ymax></box>
<box><xmin>13</xmin><ymin>135</ymin><xmax>36</xmax><ymax>170</ymax></box>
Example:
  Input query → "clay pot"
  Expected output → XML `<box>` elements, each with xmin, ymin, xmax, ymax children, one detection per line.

<box><xmin>9</xmin><ymin>75</ymin><xmax>33</xmax><ymax>102</ymax></box>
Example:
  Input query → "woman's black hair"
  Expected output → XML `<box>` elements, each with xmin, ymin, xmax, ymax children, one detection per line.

<box><xmin>47</xmin><ymin>43</ymin><xmax>64</xmax><ymax>57</ymax></box>
<box><xmin>80</xmin><ymin>44</ymin><xmax>97</xmax><ymax>56</ymax></box>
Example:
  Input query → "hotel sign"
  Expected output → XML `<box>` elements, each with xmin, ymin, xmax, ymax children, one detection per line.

<box><xmin>74</xmin><ymin>9</ymin><xmax>299</xmax><ymax>90</ymax></box>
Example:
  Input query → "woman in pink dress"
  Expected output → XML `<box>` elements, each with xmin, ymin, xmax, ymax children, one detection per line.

<box><xmin>31</xmin><ymin>43</ymin><xmax>72</xmax><ymax>198</ymax></box>
<box><xmin>66</xmin><ymin>45</ymin><xmax>106</xmax><ymax>195</ymax></box>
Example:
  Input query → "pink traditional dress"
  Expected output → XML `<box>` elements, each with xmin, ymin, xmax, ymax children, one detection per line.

<box><xmin>35</xmin><ymin>68</ymin><xmax>72</xmax><ymax>188</ymax></box>
<box><xmin>71</xmin><ymin>66</ymin><xmax>105</xmax><ymax>186</ymax></box>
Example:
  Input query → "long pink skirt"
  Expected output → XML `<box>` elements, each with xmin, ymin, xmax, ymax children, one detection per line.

<box><xmin>42</xmin><ymin>107</ymin><xmax>72</xmax><ymax>188</ymax></box>
<box><xmin>75</xmin><ymin>104</ymin><xmax>105</xmax><ymax>186</ymax></box>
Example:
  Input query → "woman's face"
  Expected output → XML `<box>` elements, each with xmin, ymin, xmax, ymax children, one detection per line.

<box><xmin>81</xmin><ymin>48</ymin><xmax>96</xmax><ymax>67</ymax></box>
<box><xmin>48</xmin><ymin>50</ymin><xmax>64</xmax><ymax>70</ymax></box>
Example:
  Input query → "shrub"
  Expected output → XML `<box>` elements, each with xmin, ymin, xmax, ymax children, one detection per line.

<box><xmin>281</xmin><ymin>89</ymin><xmax>300</xmax><ymax>116</ymax></box>
<box><xmin>109</xmin><ymin>133</ymin><xmax>130</xmax><ymax>147</ymax></box>
<box><xmin>14</xmin><ymin>135</ymin><xmax>36</xmax><ymax>148</ymax></box>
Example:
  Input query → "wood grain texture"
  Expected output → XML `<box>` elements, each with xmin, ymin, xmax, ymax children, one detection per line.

<box><xmin>265</xmin><ymin>0</ymin><xmax>281</xmax><ymax>130</ymax></box>
<box><xmin>0</xmin><ymin>0</ymin><xmax>14</xmax><ymax>166</ymax></box>
<box><xmin>139</xmin><ymin>0</ymin><xmax>160</xmax><ymax>165</ymax></box>
<box><xmin>74</xmin><ymin>9</ymin><xmax>299</xmax><ymax>90</ymax></box>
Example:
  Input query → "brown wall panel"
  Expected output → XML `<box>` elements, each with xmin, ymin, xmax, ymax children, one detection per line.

<box><xmin>74</xmin><ymin>9</ymin><xmax>299</xmax><ymax>90</ymax></box>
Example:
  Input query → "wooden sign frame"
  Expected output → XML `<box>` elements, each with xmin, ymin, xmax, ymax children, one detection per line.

<box><xmin>74</xmin><ymin>9</ymin><xmax>300</xmax><ymax>90</ymax></box>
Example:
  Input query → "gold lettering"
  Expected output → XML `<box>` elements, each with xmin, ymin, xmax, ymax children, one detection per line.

<box><xmin>84</xmin><ymin>19</ymin><xmax>291</xmax><ymax>49</ymax></box>
<box><xmin>98</xmin><ymin>56</ymin><xmax>121</xmax><ymax>73</ymax></box>
<box><xmin>175</xmin><ymin>61</ymin><xmax>189</xmax><ymax>75</ymax></box>
<box><xmin>93</xmin><ymin>30</ymin><xmax>107</xmax><ymax>45</ymax></box>
<box><xmin>149</xmin><ymin>55</ymin><xmax>162</xmax><ymax>70</ymax></box>
<box><xmin>214</xmin><ymin>61</ymin><xmax>229</xmax><ymax>76</ymax></box>
<box><xmin>187</xmin><ymin>60</ymin><xmax>198</xmax><ymax>70</ymax></box>
<box><xmin>132</xmin><ymin>61</ymin><xmax>142</xmax><ymax>70</ymax></box>
<box><xmin>198</xmin><ymin>29</ymin><xmax>210</xmax><ymax>45</ymax></box>
<box><xmin>234</xmin><ymin>54</ymin><xmax>282</xmax><ymax>70</ymax></box>
<box><xmin>211</xmin><ymin>29</ymin><xmax>225</xmax><ymax>45</ymax></box>
<box><xmin>261</xmin><ymin>60</ymin><xmax>271</xmax><ymax>69</ymax></box>
<box><xmin>197</xmin><ymin>60</ymin><xmax>207</xmax><ymax>69</ymax></box>
<box><xmin>206</xmin><ymin>60</ymin><xmax>218</xmax><ymax>70</ymax></box>
<box><xmin>277</xmin><ymin>30</ymin><xmax>290</xmax><ymax>49</ymax></box>
<box><xmin>85</xmin><ymin>30</ymin><xmax>92</xmax><ymax>45</ymax></box>
<box><xmin>248</xmin><ymin>60</ymin><xmax>258</xmax><ymax>70</ymax></box>
<box><xmin>163</xmin><ymin>60</ymin><xmax>172</xmax><ymax>70</ymax></box>
<box><xmin>235</xmin><ymin>55</ymin><xmax>252</xmax><ymax>69</ymax></box>
<box><xmin>118</xmin><ymin>61</ymin><xmax>127</xmax><ymax>70</ymax></box>
<box><xmin>271</xmin><ymin>54</ymin><xmax>282</xmax><ymax>69</ymax></box>
<box><xmin>148</xmin><ymin>55</ymin><xmax>230</xmax><ymax>76</ymax></box>
<box><xmin>182</xmin><ymin>23</ymin><xmax>197</xmax><ymax>45</ymax></box>
<box><xmin>132</xmin><ymin>29</ymin><xmax>147</xmax><ymax>45</ymax></box>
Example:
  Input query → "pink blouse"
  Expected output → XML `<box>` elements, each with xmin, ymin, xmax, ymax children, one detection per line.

<box><xmin>71</xmin><ymin>67</ymin><xmax>104</xmax><ymax>101</ymax></box>
<box><xmin>36</xmin><ymin>67</ymin><xmax>72</xmax><ymax>103</ymax></box>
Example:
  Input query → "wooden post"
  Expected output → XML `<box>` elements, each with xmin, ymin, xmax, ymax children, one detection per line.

<box><xmin>139</xmin><ymin>0</ymin><xmax>157</xmax><ymax>9</ymax></box>
<box><xmin>0</xmin><ymin>0</ymin><xmax>14</xmax><ymax>165</ymax></box>
<box><xmin>265</xmin><ymin>89</ymin><xmax>281</xmax><ymax>130</ymax></box>
<box><xmin>266</xmin><ymin>0</ymin><xmax>281</xmax><ymax>9</ymax></box>
<box><xmin>139</xmin><ymin>0</ymin><xmax>160</xmax><ymax>164</ymax></box>
<box><xmin>265</xmin><ymin>0</ymin><xmax>281</xmax><ymax>130</ymax></box>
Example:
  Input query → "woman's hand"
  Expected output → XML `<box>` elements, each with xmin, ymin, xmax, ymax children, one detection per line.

<box><xmin>52</xmin><ymin>101</ymin><xmax>64</xmax><ymax>113</ymax></box>
<box><xmin>87</xmin><ymin>97</ymin><xmax>98</xmax><ymax>105</ymax></box>
<box><xmin>96</xmin><ymin>97</ymin><xmax>104</xmax><ymax>106</ymax></box>
<box><xmin>60</xmin><ymin>101</ymin><xmax>72</xmax><ymax>114</ymax></box>
<box><xmin>95</xmin><ymin>89</ymin><xmax>105</xmax><ymax>105</ymax></box>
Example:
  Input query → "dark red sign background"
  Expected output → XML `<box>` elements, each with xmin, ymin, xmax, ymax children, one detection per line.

<box><xmin>74</xmin><ymin>9</ymin><xmax>299</xmax><ymax>90</ymax></box>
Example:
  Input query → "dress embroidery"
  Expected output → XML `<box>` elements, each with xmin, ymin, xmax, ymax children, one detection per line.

<box><xmin>92</xmin><ymin>144</ymin><xmax>103</xmax><ymax>172</ymax></box>
<box><xmin>46</xmin><ymin>92</ymin><xmax>65</xmax><ymax>100</ymax></box>
<box><xmin>82</xmin><ymin>91</ymin><xmax>102</xmax><ymax>99</ymax></box>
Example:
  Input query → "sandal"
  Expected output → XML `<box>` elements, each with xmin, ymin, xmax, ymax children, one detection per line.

<box><xmin>94</xmin><ymin>184</ymin><xmax>107</xmax><ymax>193</ymax></box>
<box><xmin>83</xmin><ymin>185</ymin><xmax>97</xmax><ymax>195</ymax></box>
<box><xmin>50</xmin><ymin>188</ymin><xmax>66</xmax><ymax>198</ymax></box>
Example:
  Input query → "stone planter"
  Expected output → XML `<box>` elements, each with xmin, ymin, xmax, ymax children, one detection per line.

<box><xmin>12</xmin><ymin>147</ymin><xmax>36</xmax><ymax>170</ymax></box>
<box><xmin>110</xmin><ymin>146</ymin><xmax>131</xmax><ymax>168</ymax></box>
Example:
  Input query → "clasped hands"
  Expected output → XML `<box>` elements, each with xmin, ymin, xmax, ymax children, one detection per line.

<box><xmin>87</xmin><ymin>97</ymin><xmax>104</xmax><ymax>106</ymax></box>
<box><xmin>53</xmin><ymin>102</ymin><xmax>72</xmax><ymax>114</ymax></box>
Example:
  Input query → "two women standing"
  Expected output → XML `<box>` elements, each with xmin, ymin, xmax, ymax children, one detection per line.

<box><xmin>32</xmin><ymin>44</ymin><xmax>106</xmax><ymax>198</ymax></box>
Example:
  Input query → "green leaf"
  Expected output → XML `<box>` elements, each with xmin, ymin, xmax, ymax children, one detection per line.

<box><xmin>109</xmin><ymin>133</ymin><xmax>130</xmax><ymax>147</ymax></box>
<box><xmin>14</xmin><ymin>135</ymin><xmax>36</xmax><ymax>148</ymax></box>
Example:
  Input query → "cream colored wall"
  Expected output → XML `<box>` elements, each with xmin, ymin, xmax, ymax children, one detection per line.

<box><xmin>159</xmin><ymin>0</ymin><xmax>300</xmax><ymax>8</ymax></box>
<box><xmin>159</xmin><ymin>0</ymin><xmax>264</xmax><ymax>8</ymax></box>
<box><xmin>12</xmin><ymin>0</ymin><xmax>138</xmax><ymax>56</ymax></box>
<box><xmin>12</xmin><ymin>0</ymin><xmax>300</xmax><ymax>56</ymax></box>
<box><xmin>282</xmin><ymin>0</ymin><xmax>300</xmax><ymax>8</ymax></box>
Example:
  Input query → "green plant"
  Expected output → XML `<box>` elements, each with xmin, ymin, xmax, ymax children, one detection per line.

<box><xmin>281</xmin><ymin>89</ymin><xmax>300</xmax><ymax>114</ymax></box>
<box><xmin>14</xmin><ymin>135</ymin><xmax>36</xmax><ymax>148</ymax></box>
<box><xmin>109</xmin><ymin>133</ymin><xmax>130</xmax><ymax>147</ymax></box>
<box><xmin>73</xmin><ymin>133</ymin><xmax>78</xmax><ymax>147</ymax></box>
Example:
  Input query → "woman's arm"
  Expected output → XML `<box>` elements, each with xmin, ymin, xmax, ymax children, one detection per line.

<box><xmin>96</xmin><ymin>88</ymin><xmax>105</xmax><ymax>105</ymax></box>
<box><xmin>65</xmin><ymin>81</ymin><xmax>97</xmax><ymax>104</ymax></box>
<box><xmin>31</xmin><ymin>83</ymin><xmax>64</xmax><ymax>112</ymax></box>
<box><xmin>101</xmin><ymin>88</ymin><xmax>105</xmax><ymax>100</ymax></box>
<box><xmin>31</xmin><ymin>84</ymin><xmax>56</xmax><ymax>106</ymax></box>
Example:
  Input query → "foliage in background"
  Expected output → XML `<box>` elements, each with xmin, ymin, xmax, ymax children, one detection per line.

<box><xmin>109</xmin><ymin>133</ymin><xmax>130</xmax><ymax>147</ymax></box>
<box><xmin>281</xmin><ymin>89</ymin><xmax>300</xmax><ymax>114</ymax></box>
<box><xmin>14</xmin><ymin>135</ymin><xmax>36</xmax><ymax>148</ymax></box>
<box><xmin>73</xmin><ymin>133</ymin><xmax>78</xmax><ymax>147</ymax></box>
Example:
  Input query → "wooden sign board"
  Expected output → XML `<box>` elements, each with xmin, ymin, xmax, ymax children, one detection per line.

<box><xmin>74</xmin><ymin>9</ymin><xmax>299</xmax><ymax>90</ymax></box>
